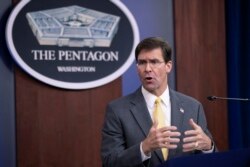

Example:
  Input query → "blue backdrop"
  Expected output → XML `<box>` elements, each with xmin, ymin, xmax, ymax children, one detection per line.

<box><xmin>0</xmin><ymin>0</ymin><xmax>16</xmax><ymax>167</ymax></box>
<box><xmin>121</xmin><ymin>0</ymin><xmax>175</xmax><ymax>95</ymax></box>
<box><xmin>226</xmin><ymin>0</ymin><xmax>250</xmax><ymax>149</ymax></box>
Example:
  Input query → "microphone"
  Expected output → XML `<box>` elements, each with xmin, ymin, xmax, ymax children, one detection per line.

<box><xmin>207</xmin><ymin>96</ymin><xmax>250</xmax><ymax>101</ymax></box>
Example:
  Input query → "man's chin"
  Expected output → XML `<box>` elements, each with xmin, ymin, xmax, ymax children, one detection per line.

<box><xmin>143</xmin><ymin>85</ymin><xmax>156</xmax><ymax>92</ymax></box>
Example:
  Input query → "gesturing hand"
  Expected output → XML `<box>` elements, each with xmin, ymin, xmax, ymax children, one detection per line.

<box><xmin>142</xmin><ymin>121</ymin><xmax>181</xmax><ymax>155</ymax></box>
<box><xmin>182</xmin><ymin>119</ymin><xmax>212</xmax><ymax>152</ymax></box>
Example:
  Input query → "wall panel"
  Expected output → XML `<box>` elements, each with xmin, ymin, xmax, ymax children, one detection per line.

<box><xmin>15</xmin><ymin>67</ymin><xmax>121</xmax><ymax>167</ymax></box>
<box><xmin>174</xmin><ymin>0</ymin><xmax>228</xmax><ymax>150</ymax></box>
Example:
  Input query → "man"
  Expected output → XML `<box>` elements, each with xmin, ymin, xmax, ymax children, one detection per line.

<box><xmin>101</xmin><ymin>37</ymin><xmax>215</xmax><ymax>167</ymax></box>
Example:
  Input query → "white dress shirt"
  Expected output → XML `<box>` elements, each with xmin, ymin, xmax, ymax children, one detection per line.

<box><xmin>140</xmin><ymin>86</ymin><xmax>171</xmax><ymax>161</ymax></box>
<box><xmin>141</xmin><ymin>86</ymin><xmax>171</xmax><ymax>126</ymax></box>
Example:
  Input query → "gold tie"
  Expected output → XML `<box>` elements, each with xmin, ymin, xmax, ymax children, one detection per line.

<box><xmin>153</xmin><ymin>97</ymin><xmax>168</xmax><ymax>160</ymax></box>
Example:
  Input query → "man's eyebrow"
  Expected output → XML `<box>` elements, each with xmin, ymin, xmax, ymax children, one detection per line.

<box><xmin>138</xmin><ymin>58</ymin><xmax>160</xmax><ymax>61</ymax></box>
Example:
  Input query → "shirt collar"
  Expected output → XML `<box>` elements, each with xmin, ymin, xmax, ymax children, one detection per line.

<box><xmin>141</xmin><ymin>86</ymin><xmax>170</xmax><ymax>108</ymax></box>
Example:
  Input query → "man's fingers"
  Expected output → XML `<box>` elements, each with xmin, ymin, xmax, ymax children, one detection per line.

<box><xmin>152</xmin><ymin>120</ymin><xmax>158</xmax><ymax>128</ymax></box>
<box><xmin>158</xmin><ymin>127</ymin><xmax>181</xmax><ymax>139</ymax></box>
<box><xmin>167</xmin><ymin>137</ymin><xmax>180</xmax><ymax>143</ymax></box>
<box><xmin>159</xmin><ymin>126</ymin><xmax>178</xmax><ymax>132</ymax></box>
<box><xmin>164</xmin><ymin>131</ymin><xmax>181</xmax><ymax>138</ymax></box>
<box><xmin>166</xmin><ymin>144</ymin><xmax>178</xmax><ymax>149</ymax></box>
<box><xmin>182</xmin><ymin>141</ymin><xmax>197</xmax><ymax>150</ymax></box>
<box><xmin>161</xmin><ymin>140</ymin><xmax>179</xmax><ymax>149</ymax></box>
<box><xmin>183</xmin><ymin>147</ymin><xmax>194</xmax><ymax>152</ymax></box>
<box><xmin>189</xmin><ymin>119</ymin><xmax>200</xmax><ymax>130</ymax></box>
<box><xmin>183</xmin><ymin>136</ymin><xmax>197</xmax><ymax>143</ymax></box>
<box><xmin>184</xmin><ymin>129</ymin><xmax>198</xmax><ymax>136</ymax></box>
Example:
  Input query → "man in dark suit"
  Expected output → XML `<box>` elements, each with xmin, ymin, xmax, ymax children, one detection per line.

<box><xmin>101</xmin><ymin>37</ymin><xmax>215</xmax><ymax>167</ymax></box>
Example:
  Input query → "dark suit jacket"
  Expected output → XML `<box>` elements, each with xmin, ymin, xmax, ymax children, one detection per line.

<box><xmin>101</xmin><ymin>88</ymin><xmax>214</xmax><ymax>167</ymax></box>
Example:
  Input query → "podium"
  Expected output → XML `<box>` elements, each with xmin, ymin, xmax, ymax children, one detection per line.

<box><xmin>158</xmin><ymin>148</ymin><xmax>250</xmax><ymax>167</ymax></box>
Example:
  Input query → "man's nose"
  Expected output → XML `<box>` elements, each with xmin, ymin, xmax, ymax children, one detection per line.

<box><xmin>145</xmin><ymin>62</ymin><xmax>152</xmax><ymax>71</ymax></box>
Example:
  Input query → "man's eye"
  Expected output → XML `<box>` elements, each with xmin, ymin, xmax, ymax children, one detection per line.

<box><xmin>151</xmin><ymin>60</ymin><xmax>158</xmax><ymax>64</ymax></box>
<box><xmin>138</xmin><ymin>61</ymin><xmax>146</xmax><ymax>65</ymax></box>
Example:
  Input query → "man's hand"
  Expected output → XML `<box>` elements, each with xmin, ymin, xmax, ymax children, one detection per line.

<box><xmin>142</xmin><ymin>121</ymin><xmax>181</xmax><ymax>155</ymax></box>
<box><xmin>182</xmin><ymin>119</ymin><xmax>212</xmax><ymax>152</ymax></box>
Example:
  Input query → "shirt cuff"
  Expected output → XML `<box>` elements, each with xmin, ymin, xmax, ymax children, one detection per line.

<box><xmin>140</xmin><ymin>142</ymin><xmax>151</xmax><ymax>161</ymax></box>
<box><xmin>202</xmin><ymin>141</ymin><xmax>215</xmax><ymax>153</ymax></box>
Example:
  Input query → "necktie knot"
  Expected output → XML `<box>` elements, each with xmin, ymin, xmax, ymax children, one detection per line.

<box><xmin>155</xmin><ymin>97</ymin><xmax>161</xmax><ymax>105</ymax></box>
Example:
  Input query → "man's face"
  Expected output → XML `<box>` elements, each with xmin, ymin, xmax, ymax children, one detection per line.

<box><xmin>137</xmin><ymin>48</ymin><xmax>172</xmax><ymax>96</ymax></box>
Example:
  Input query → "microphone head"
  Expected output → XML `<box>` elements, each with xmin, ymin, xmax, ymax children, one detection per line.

<box><xmin>207</xmin><ymin>96</ymin><xmax>216</xmax><ymax>101</ymax></box>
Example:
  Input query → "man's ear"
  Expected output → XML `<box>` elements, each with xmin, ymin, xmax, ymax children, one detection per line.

<box><xmin>165</xmin><ymin>61</ymin><xmax>172</xmax><ymax>73</ymax></box>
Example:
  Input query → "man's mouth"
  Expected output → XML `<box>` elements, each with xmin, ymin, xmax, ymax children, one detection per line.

<box><xmin>145</xmin><ymin>77</ymin><xmax>153</xmax><ymax>81</ymax></box>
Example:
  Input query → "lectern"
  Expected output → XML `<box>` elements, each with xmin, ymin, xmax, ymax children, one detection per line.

<box><xmin>158</xmin><ymin>148</ymin><xmax>250</xmax><ymax>167</ymax></box>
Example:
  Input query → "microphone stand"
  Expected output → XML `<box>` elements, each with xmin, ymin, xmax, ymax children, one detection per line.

<box><xmin>207</xmin><ymin>96</ymin><xmax>250</xmax><ymax>101</ymax></box>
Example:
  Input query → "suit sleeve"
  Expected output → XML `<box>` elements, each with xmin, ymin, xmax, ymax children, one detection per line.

<box><xmin>101</xmin><ymin>103</ymin><xmax>144</xmax><ymax>167</ymax></box>
<box><xmin>197</xmin><ymin>103</ymin><xmax>218</xmax><ymax>152</ymax></box>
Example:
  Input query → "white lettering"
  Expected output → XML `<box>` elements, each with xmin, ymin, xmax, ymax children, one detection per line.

<box><xmin>57</xmin><ymin>66</ymin><xmax>96</xmax><ymax>72</ymax></box>
<box><xmin>31</xmin><ymin>50</ymin><xmax>56</xmax><ymax>60</ymax></box>
<box><xmin>31</xmin><ymin>50</ymin><xmax>119</xmax><ymax>62</ymax></box>
<box><xmin>58</xmin><ymin>50</ymin><xmax>119</xmax><ymax>61</ymax></box>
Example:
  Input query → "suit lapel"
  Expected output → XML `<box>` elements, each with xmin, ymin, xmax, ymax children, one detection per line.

<box><xmin>169</xmin><ymin>89</ymin><xmax>184</xmax><ymax>156</ymax></box>
<box><xmin>129</xmin><ymin>89</ymin><xmax>164</xmax><ymax>163</ymax></box>
<box><xmin>170</xmin><ymin>89</ymin><xmax>184</xmax><ymax>131</ymax></box>
<box><xmin>129</xmin><ymin>89</ymin><xmax>152</xmax><ymax>137</ymax></box>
